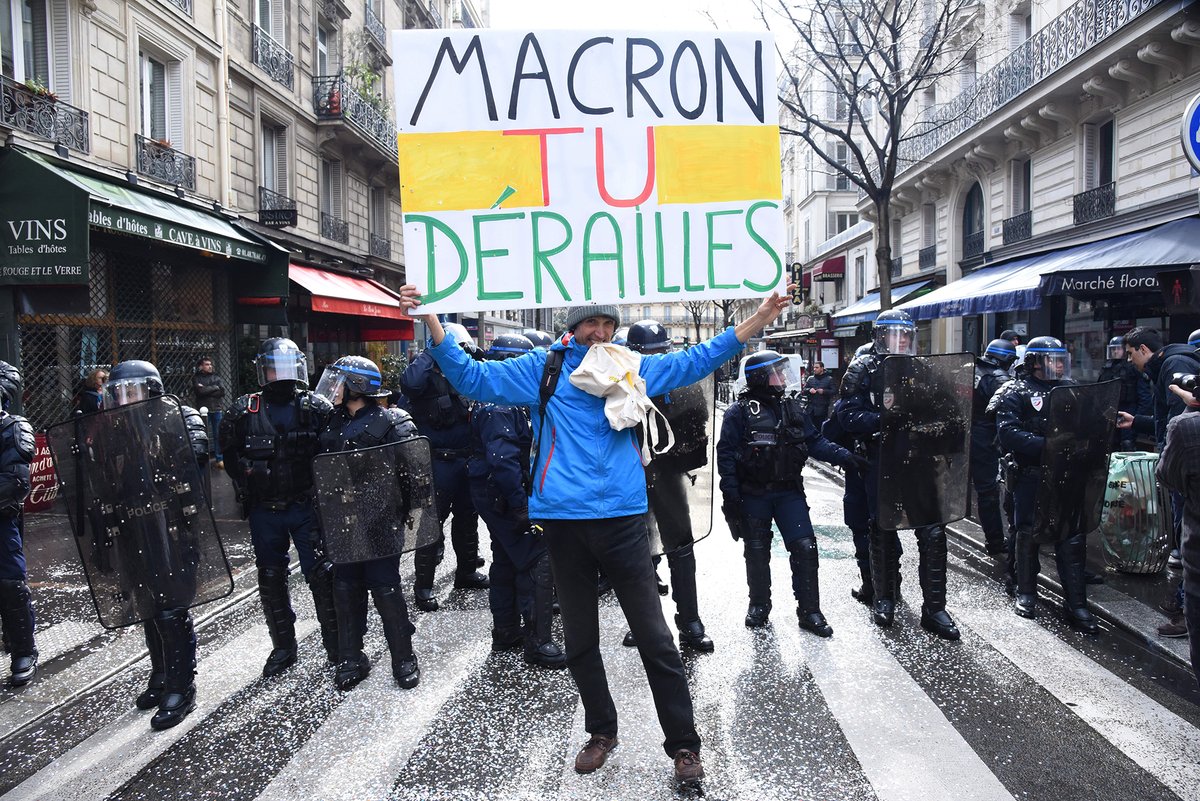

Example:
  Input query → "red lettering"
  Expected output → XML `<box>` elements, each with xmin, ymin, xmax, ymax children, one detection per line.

<box><xmin>595</xmin><ymin>127</ymin><xmax>655</xmax><ymax>208</ymax></box>
<box><xmin>503</xmin><ymin>127</ymin><xmax>585</xmax><ymax>205</ymax></box>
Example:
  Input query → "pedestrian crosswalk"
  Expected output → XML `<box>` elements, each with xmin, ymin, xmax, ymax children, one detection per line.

<box><xmin>0</xmin><ymin>470</ymin><xmax>1196</xmax><ymax>801</ymax></box>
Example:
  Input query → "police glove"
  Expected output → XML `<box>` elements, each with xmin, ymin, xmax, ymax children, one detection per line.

<box><xmin>721</xmin><ymin>495</ymin><xmax>744</xmax><ymax>541</ymax></box>
<box><xmin>844</xmin><ymin>454</ymin><xmax>871</xmax><ymax>474</ymax></box>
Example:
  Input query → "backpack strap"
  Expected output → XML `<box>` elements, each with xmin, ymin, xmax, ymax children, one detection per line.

<box><xmin>528</xmin><ymin>348</ymin><xmax>565</xmax><ymax>495</ymax></box>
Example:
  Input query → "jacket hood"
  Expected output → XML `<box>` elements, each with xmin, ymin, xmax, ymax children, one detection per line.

<box><xmin>1146</xmin><ymin>343</ymin><xmax>1196</xmax><ymax>381</ymax></box>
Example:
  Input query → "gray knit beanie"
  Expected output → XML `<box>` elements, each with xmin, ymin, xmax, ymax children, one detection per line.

<box><xmin>564</xmin><ymin>304</ymin><xmax>621</xmax><ymax>332</ymax></box>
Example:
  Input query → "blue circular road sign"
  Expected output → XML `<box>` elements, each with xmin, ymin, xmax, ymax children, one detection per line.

<box><xmin>1181</xmin><ymin>92</ymin><xmax>1200</xmax><ymax>172</ymax></box>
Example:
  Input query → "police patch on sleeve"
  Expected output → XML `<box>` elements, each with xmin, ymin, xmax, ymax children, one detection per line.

<box><xmin>1031</xmin><ymin>395</ymin><xmax>1043</xmax><ymax>412</ymax></box>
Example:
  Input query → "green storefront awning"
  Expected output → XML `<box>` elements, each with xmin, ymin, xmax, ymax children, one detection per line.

<box><xmin>0</xmin><ymin>148</ymin><xmax>270</xmax><ymax>285</ymax></box>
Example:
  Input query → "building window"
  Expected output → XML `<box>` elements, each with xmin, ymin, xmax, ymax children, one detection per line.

<box><xmin>962</xmin><ymin>182</ymin><xmax>985</xmax><ymax>259</ymax></box>
<box><xmin>959</xmin><ymin>48</ymin><xmax>976</xmax><ymax>94</ymax></box>
<box><xmin>890</xmin><ymin>218</ymin><xmax>902</xmax><ymax>267</ymax></box>
<box><xmin>921</xmin><ymin>203</ymin><xmax>936</xmax><ymax>247</ymax></box>
<box><xmin>320</xmin><ymin>158</ymin><xmax>344</xmax><ymax>217</ymax></box>
<box><xmin>316</xmin><ymin>25</ymin><xmax>330</xmax><ymax>75</ymax></box>
<box><xmin>828</xmin><ymin>142</ymin><xmax>851</xmax><ymax>190</ymax></box>
<box><xmin>827</xmin><ymin>211</ymin><xmax>859</xmax><ymax>238</ymax></box>
<box><xmin>139</xmin><ymin>50</ymin><xmax>183</xmax><ymax>145</ymax></box>
<box><xmin>257</xmin><ymin>0</ymin><xmax>285</xmax><ymax>44</ymax></box>
<box><xmin>4</xmin><ymin>0</ymin><xmax>71</xmax><ymax>100</ymax></box>
<box><xmin>369</xmin><ymin>185</ymin><xmax>388</xmax><ymax>235</ymax></box>
<box><xmin>261</xmin><ymin>123</ymin><xmax>288</xmax><ymax>195</ymax></box>
<box><xmin>855</xmin><ymin>254</ymin><xmax>865</xmax><ymax>299</ymax></box>
<box><xmin>1010</xmin><ymin>158</ymin><xmax>1031</xmax><ymax>215</ymax></box>
<box><xmin>1082</xmin><ymin>119</ymin><xmax>1116</xmax><ymax>190</ymax></box>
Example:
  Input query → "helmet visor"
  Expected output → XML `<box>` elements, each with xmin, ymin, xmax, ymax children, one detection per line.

<box><xmin>1039</xmin><ymin>352</ymin><xmax>1071</xmax><ymax>380</ymax></box>
<box><xmin>314</xmin><ymin>367</ymin><xmax>347</xmax><ymax>405</ymax></box>
<box><xmin>256</xmin><ymin>351</ymin><xmax>308</xmax><ymax>387</ymax></box>
<box><xmin>105</xmin><ymin>378</ymin><xmax>150</xmax><ymax>407</ymax></box>
<box><xmin>1107</xmin><ymin>342</ymin><xmax>1126</xmax><ymax>360</ymax></box>
<box><xmin>875</xmin><ymin>324</ymin><xmax>916</xmax><ymax>356</ymax></box>
<box><xmin>746</xmin><ymin>357</ymin><xmax>800</xmax><ymax>389</ymax></box>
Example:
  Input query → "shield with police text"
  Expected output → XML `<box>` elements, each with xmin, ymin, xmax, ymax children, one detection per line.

<box><xmin>645</xmin><ymin>375</ymin><xmax>715</xmax><ymax>556</ymax></box>
<box><xmin>313</xmin><ymin>437</ymin><xmax>440</xmax><ymax>564</ymax></box>
<box><xmin>1033</xmin><ymin>381</ymin><xmax>1120</xmax><ymax>543</ymax></box>
<box><xmin>46</xmin><ymin>396</ymin><xmax>233</xmax><ymax>630</ymax></box>
<box><xmin>877</xmin><ymin>353</ymin><xmax>974</xmax><ymax>530</ymax></box>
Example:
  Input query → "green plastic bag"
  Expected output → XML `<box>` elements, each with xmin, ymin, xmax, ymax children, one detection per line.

<box><xmin>1098</xmin><ymin>451</ymin><xmax>1172</xmax><ymax>573</ymax></box>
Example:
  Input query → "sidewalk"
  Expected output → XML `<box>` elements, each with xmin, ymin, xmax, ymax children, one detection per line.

<box><xmin>808</xmin><ymin>460</ymin><xmax>1192</xmax><ymax>670</ymax></box>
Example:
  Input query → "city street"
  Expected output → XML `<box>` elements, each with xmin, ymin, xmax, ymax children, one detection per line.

<box><xmin>0</xmin><ymin>463</ymin><xmax>1197</xmax><ymax>801</ymax></box>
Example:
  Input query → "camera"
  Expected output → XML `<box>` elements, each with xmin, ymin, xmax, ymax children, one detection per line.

<box><xmin>1170</xmin><ymin>373</ymin><xmax>1199</xmax><ymax>393</ymax></box>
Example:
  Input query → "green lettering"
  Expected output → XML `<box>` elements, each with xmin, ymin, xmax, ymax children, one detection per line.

<box><xmin>635</xmin><ymin>207</ymin><xmax>647</xmax><ymax>295</ymax></box>
<box><xmin>654</xmin><ymin>212</ymin><xmax>679</xmax><ymax>293</ymax></box>
<box><xmin>743</xmin><ymin>201</ymin><xmax>783</xmax><ymax>292</ymax></box>
<box><xmin>407</xmin><ymin>214</ymin><xmax>469</xmax><ymax>304</ymax></box>
<box><xmin>472</xmin><ymin>212</ymin><xmax>526</xmax><ymax>301</ymax></box>
<box><xmin>582</xmin><ymin>212</ymin><xmax>625</xmax><ymax>300</ymax></box>
<box><xmin>682</xmin><ymin>211</ymin><xmax>702</xmax><ymax>291</ymax></box>
<box><xmin>531</xmin><ymin>211</ymin><xmax>573</xmax><ymax>304</ymax></box>
<box><xmin>706</xmin><ymin>209</ymin><xmax>741</xmax><ymax>289</ymax></box>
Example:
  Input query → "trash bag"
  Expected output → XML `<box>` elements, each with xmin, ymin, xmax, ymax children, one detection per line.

<box><xmin>1098</xmin><ymin>451</ymin><xmax>1172</xmax><ymax>573</ymax></box>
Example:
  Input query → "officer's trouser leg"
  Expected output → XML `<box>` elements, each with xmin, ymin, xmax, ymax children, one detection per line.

<box><xmin>742</xmin><ymin>517</ymin><xmax>773</xmax><ymax>628</ymax></box>
<box><xmin>869</xmin><ymin>523</ymin><xmax>900</xmax><ymax>627</ymax></box>
<box><xmin>150</xmin><ymin>609</ymin><xmax>197</xmax><ymax>730</ymax></box>
<box><xmin>333</xmin><ymin>577</ymin><xmax>370</xmax><ymax>690</ymax></box>
<box><xmin>915</xmin><ymin>526</ymin><xmax>960</xmax><ymax>640</ymax></box>
<box><xmin>666</xmin><ymin>544</ymin><xmax>712</xmax><ymax>651</ymax></box>
<box><xmin>1055</xmin><ymin>534</ymin><xmax>1099</xmax><ymax>633</ymax></box>
<box><xmin>0</xmin><ymin>579</ymin><xmax>36</xmax><ymax>686</ymax></box>
<box><xmin>257</xmin><ymin>565</ymin><xmax>297</xmax><ymax>677</ymax></box>
<box><xmin>306</xmin><ymin>560</ymin><xmax>339</xmax><ymax>664</ymax></box>
<box><xmin>136</xmin><ymin>621</ymin><xmax>166</xmax><ymax>709</ymax></box>
<box><xmin>788</xmin><ymin>537</ymin><xmax>831</xmax><ymax>637</ymax></box>
<box><xmin>373</xmin><ymin>585</ymin><xmax>420</xmax><ymax>689</ymax></box>
<box><xmin>524</xmin><ymin>553</ymin><xmax>566</xmax><ymax>668</ymax></box>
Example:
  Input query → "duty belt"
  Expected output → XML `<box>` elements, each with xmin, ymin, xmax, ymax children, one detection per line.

<box><xmin>254</xmin><ymin>496</ymin><xmax>312</xmax><ymax>512</ymax></box>
<box><xmin>433</xmin><ymin>448</ymin><xmax>470</xmax><ymax>460</ymax></box>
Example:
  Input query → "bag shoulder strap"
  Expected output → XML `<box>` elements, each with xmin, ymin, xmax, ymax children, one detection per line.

<box><xmin>528</xmin><ymin>348</ymin><xmax>566</xmax><ymax>495</ymax></box>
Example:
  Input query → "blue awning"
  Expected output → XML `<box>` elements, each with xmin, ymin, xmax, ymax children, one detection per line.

<box><xmin>832</xmin><ymin>281</ymin><xmax>932</xmax><ymax>326</ymax></box>
<box><xmin>898</xmin><ymin>217</ymin><xmax>1200</xmax><ymax>320</ymax></box>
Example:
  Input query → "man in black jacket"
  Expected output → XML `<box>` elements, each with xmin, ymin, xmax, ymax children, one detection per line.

<box><xmin>802</xmin><ymin>361</ymin><xmax>836</xmax><ymax>421</ymax></box>
<box><xmin>193</xmin><ymin>357</ymin><xmax>228</xmax><ymax>469</ymax></box>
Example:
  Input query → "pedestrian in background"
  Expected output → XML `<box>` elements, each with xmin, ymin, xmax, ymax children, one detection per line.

<box><xmin>71</xmin><ymin>368</ymin><xmax>107</xmax><ymax>415</ymax></box>
<box><xmin>1157</xmin><ymin>382</ymin><xmax>1200</xmax><ymax>685</ymax></box>
<box><xmin>801</xmin><ymin>361</ymin><xmax>836</xmax><ymax>421</ymax></box>
<box><xmin>193</xmin><ymin>356</ymin><xmax>228</xmax><ymax>469</ymax></box>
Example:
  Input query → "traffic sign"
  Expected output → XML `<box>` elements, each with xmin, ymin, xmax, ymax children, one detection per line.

<box><xmin>1179</xmin><ymin>92</ymin><xmax>1200</xmax><ymax>172</ymax></box>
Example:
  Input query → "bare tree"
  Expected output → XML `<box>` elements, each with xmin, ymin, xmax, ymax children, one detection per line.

<box><xmin>713</xmin><ymin>299</ymin><xmax>738</xmax><ymax>330</ymax></box>
<box><xmin>682</xmin><ymin>300</ymin><xmax>709</xmax><ymax>344</ymax></box>
<box><xmin>769</xmin><ymin>0</ymin><xmax>981</xmax><ymax>311</ymax></box>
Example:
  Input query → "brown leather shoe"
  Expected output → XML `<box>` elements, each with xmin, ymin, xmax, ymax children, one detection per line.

<box><xmin>673</xmin><ymin>749</ymin><xmax>704</xmax><ymax>783</ymax></box>
<box><xmin>574</xmin><ymin>734</ymin><xmax>618</xmax><ymax>774</ymax></box>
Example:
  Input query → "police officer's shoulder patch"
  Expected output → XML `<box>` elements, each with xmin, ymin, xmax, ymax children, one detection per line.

<box><xmin>1030</xmin><ymin>395</ymin><xmax>1043</xmax><ymax>412</ymax></box>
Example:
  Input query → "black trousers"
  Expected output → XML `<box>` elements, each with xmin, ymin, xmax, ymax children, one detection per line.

<box><xmin>540</xmin><ymin>514</ymin><xmax>701</xmax><ymax>757</ymax></box>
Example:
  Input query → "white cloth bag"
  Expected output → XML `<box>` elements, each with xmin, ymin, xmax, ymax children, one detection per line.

<box><xmin>568</xmin><ymin>343</ymin><xmax>674</xmax><ymax>465</ymax></box>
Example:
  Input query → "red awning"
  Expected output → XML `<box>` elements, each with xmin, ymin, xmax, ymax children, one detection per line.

<box><xmin>288</xmin><ymin>264</ymin><xmax>408</xmax><ymax>320</ymax></box>
<box><xmin>812</xmin><ymin>255</ymin><xmax>845</xmax><ymax>281</ymax></box>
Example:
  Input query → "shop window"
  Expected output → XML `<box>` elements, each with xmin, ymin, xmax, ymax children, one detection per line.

<box><xmin>4</xmin><ymin>0</ymin><xmax>72</xmax><ymax>101</ymax></box>
<box><xmin>139</xmin><ymin>49</ymin><xmax>184</xmax><ymax>145</ymax></box>
<box><xmin>261</xmin><ymin>122</ymin><xmax>289</xmax><ymax>195</ymax></box>
<box><xmin>1082</xmin><ymin>119</ymin><xmax>1116</xmax><ymax>190</ymax></box>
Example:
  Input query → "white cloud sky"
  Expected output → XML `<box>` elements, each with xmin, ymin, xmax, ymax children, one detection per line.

<box><xmin>489</xmin><ymin>0</ymin><xmax>771</xmax><ymax>32</ymax></box>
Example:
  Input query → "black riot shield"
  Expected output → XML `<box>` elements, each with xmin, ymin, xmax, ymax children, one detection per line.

<box><xmin>46</xmin><ymin>396</ymin><xmax>234</xmax><ymax>630</ymax></box>
<box><xmin>1033</xmin><ymin>380</ymin><xmax>1120</xmax><ymax>544</ymax></box>
<box><xmin>645</xmin><ymin>375</ymin><xmax>715</xmax><ymax>557</ymax></box>
<box><xmin>877</xmin><ymin>353</ymin><xmax>974</xmax><ymax>530</ymax></box>
<box><xmin>312</xmin><ymin>437</ymin><xmax>440</xmax><ymax>565</ymax></box>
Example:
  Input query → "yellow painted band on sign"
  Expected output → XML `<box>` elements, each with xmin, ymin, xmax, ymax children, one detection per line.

<box><xmin>654</xmin><ymin>124</ymin><xmax>782</xmax><ymax>205</ymax></box>
<box><xmin>398</xmin><ymin>130</ymin><xmax>545</xmax><ymax>213</ymax></box>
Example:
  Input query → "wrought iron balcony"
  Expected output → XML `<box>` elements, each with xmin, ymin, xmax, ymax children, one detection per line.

<box><xmin>160</xmin><ymin>0</ymin><xmax>192</xmax><ymax>14</ymax></box>
<box><xmin>1003</xmin><ymin>210</ymin><xmax>1032</xmax><ymax>244</ymax></box>
<box><xmin>135</xmin><ymin>135</ymin><xmax>196</xmax><ymax>190</ymax></box>
<box><xmin>252</xmin><ymin>25</ymin><xmax>294</xmax><ymax>91</ymax></box>
<box><xmin>919</xmin><ymin>244</ymin><xmax>937</xmax><ymax>270</ymax></box>
<box><xmin>0</xmin><ymin>75</ymin><xmax>89</xmax><ymax>153</ymax></box>
<box><xmin>963</xmin><ymin>230</ymin><xmax>985</xmax><ymax>260</ymax></box>
<box><xmin>890</xmin><ymin>256</ymin><xmax>902</xmax><ymax>279</ymax></box>
<box><xmin>405</xmin><ymin>0</ymin><xmax>436</xmax><ymax>29</ymax></box>
<box><xmin>258</xmin><ymin>186</ymin><xmax>298</xmax><ymax>227</ymax></box>
<box><xmin>1074</xmin><ymin>183</ymin><xmax>1116</xmax><ymax>225</ymax></box>
<box><xmin>369</xmin><ymin>233</ymin><xmax>392</xmax><ymax>259</ymax></box>
<box><xmin>313</xmin><ymin>74</ymin><xmax>398</xmax><ymax>161</ymax></box>
<box><xmin>322</xmin><ymin>212</ymin><xmax>349</xmax><ymax>244</ymax></box>
<box><xmin>900</xmin><ymin>0</ymin><xmax>1167</xmax><ymax>174</ymax></box>
<box><xmin>365</xmin><ymin>2</ymin><xmax>386</xmax><ymax>50</ymax></box>
<box><xmin>319</xmin><ymin>0</ymin><xmax>352</xmax><ymax>20</ymax></box>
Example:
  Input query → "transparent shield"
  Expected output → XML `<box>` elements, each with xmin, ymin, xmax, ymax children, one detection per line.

<box><xmin>1033</xmin><ymin>380</ymin><xmax>1120</xmax><ymax>544</ymax></box>
<box><xmin>644</xmin><ymin>375</ymin><xmax>714</xmax><ymax>556</ymax></box>
<box><xmin>313</xmin><ymin>437</ymin><xmax>440</xmax><ymax>564</ymax></box>
<box><xmin>45</xmin><ymin>396</ymin><xmax>233</xmax><ymax>630</ymax></box>
<box><xmin>876</xmin><ymin>353</ymin><xmax>974</xmax><ymax>530</ymax></box>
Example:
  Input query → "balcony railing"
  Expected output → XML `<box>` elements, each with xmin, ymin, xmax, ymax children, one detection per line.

<box><xmin>0</xmin><ymin>75</ymin><xmax>89</xmax><ymax>153</ymax></box>
<box><xmin>889</xmin><ymin>256</ymin><xmax>902</xmax><ymax>279</ymax></box>
<box><xmin>962</xmin><ymin>230</ymin><xmax>985</xmax><ymax>260</ymax></box>
<box><xmin>919</xmin><ymin>244</ymin><xmax>937</xmax><ymax>270</ymax></box>
<box><xmin>258</xmin><ymin>186</ymin><xmax>297</xmax><ymax>227</ymax></box>
<box><xmin>321</xmin><ymin>212</ymin><xmax>349</xmax><ymax>244</ymax></box>
<box><xmin>313</xmin><ymin>74</ymin><xmax>398</xmax><ymax>160</ymax></box>
<box><xmin>369</xmin><ymin>233</ymin><xmax>392</xmax><ymax>259</ymax></box>
<box><xmin>1003</xmin><ymin>210</ymin><xmax>1032</xmax><ymax>244</ymax></box>
<box><xmin>899</xmin><ymin>0</ymin><xmax>1166</xmax><ymax>174</ymax></box>
<box><xmin>405</xmin><ymin>0</ymin><xmax>436</xmax><ymax>28</ymax></box>
<box><xmin>365</xmin><ymin>3</ymin><xmax>386</xmax><ymax>50</ymax></box>
<box><xmin>252</xmin><ymin>25</ymin><xmax>294</xmax><ymax>91</ymax></box>
<box><xmin>160</xmin><ymin>0</ymin><xmax>192</xmax><ymax>14</ymax></box>
<box><xmin>1074</xmin><ymin>183</ymin><xmax>1116</xmax><ymax>225</ymax></box>
<box><xmin>319</xmin><ymin>0</ymin><xmax>351</xmax><ymax>20</ymax></box>
<box><xmin>135</xmin><ymin>135</ymin><xmax>196</xmax><ymax>190</ymax></box>
<box><xmin>429</xmin><ymin>1</ymin><xmax>443</xmax><ymax>27</ymax></box>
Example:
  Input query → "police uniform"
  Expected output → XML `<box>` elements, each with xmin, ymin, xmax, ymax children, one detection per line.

<box><xmin>0</xmin><ymin>360</ymin><xmax>36</xmax><ymax>687</ymax></box>
<box><xmin>972</xmin><ymin>351</ymin><xmax>1013</xmax><ymax>554</ymax></box>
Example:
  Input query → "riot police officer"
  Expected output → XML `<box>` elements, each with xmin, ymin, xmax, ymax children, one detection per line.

<box><xmin>1098</xmin><ymin>335</ymin><xmax>1146</xmax><ymax>451</ymax></box>
<box><xmin>622</xmin><ymin>320</ymin><xmax>713</xmax><ymax>652</ymax></box>
<box><xmin>994</xmin><ymin>337</ymin><xmax>1099</xmax><ymax>633</ymax></box>
<box><xmin>220</xmin><ymin>338</ymin><xmax>338</xmax><ymax>676</ymax></box>
<box><xmin>0</xmin><ymin>361</ymin><xmax>36</xmax><ymax>687</ymax></box>
<box><xmin>836</xmin><ymin>310</ymin><xmax>962</xmax><ymax>640</ymax></box>
<box><xmin>718</xmin><ymin>350</ymin><xmax>860</xmax><ymax>636</ymax></box>
<box><xmin>316</xmin><ymin>357</ymin><xmax>422</xmax><ymax>690</ymax></box>
<box><xmin>466</xmin><ymin>335</ymin><xmax>566</xmax><ymax>669</ymax></box>
<box><xmin>401</xmin><ymin>323</ymin><xmax>489</xmax><ymax>612</ymax></box>
<box><xmin>106</xmin><ymin>360</ymin><xmax>209</xmax><ymax>728</ymax></box>
<box><xmin>973</xmin><ymin>339</ymin><xmax>1017</xmax><ymax>556</ymax></box>
<box><xmin>523</xmin><ymin>330</ymin><xmax>553</xmax><ymax>349</ymax></box>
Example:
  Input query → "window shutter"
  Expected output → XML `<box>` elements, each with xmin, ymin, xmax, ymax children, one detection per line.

<box><xmin>1008</xmin><ymin>14</ymin><xmax>1025</xmax><ymax>51</ymax></box>
<box><xmin>166</xmin><ymin>59</ymin><xmax>184</xmax><ymax>147</ymax></box>
<box><xmin>275</xmin><ymin>127</ymin><xmax>289</xmax><ymax>196</ymax></box>
<box><xmin>330</xmin><ymin>160</ymin><xmax>344</xmax><ymax>217</ymax></box>
<box><xmin>891</xmin><ymin>219</ymin><xmax>902</xmax><ymax>254</ymax></box>
<box><xmin>28</xmin><ymin>3</ymin><xmax>49</xmax><ymax>84</ymax></box>
<box><xmin>319</xmin><ymin>160</ymin><xmax>331</xmax><ymax>214</ymax></box>
<box><xmin>1009</xmin><ymin>160</ymin><xmax>1025</xmax><ymax>215</ymax></box>
<box><xmin>261</xmin><ymin>126</ymin><xmax>276</xmax><ymax>190</ymax></box>
<box><xmin>271</xmin><ymin>0</ymin><xmax>286</xmax><ymax>45</ymax></box>
<box><xmin>1082</xmin><ymin>123</ymin><xmax>1098</xmax><ymax>190</ymax></box>
<box><xmin>922</xmin><ymin>204</ymin><xmax>935</xmax><ymax>247</ymax></box>
<box><xmin>50</xmin><ymin>0</ymin><xmax>71</xmax><ymax>102</ymax></box>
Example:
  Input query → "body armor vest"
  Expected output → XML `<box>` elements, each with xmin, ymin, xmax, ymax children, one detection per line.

<box><xmin>320</xmin><ymin>406</ymin><xmax>403</xmax><ymax>453</ymax></box>
<box><xmin>973</xmin><ymin>363</ymin><xmax>1010</xmax><ymax>420</ymax></box>
<box><xmin>737</xmin><ymin>395</ymin><xmax>808</xmax><ymax>491</ymax></box>
<box><xmin>241</xmin><ymin>393</ymin><xmax>321</xmax><ymax>503</ymax></box>
<box><xmin>409</xmin><ymin>369</ymin><xmax>470</xmax><ymax>430</ymax></box>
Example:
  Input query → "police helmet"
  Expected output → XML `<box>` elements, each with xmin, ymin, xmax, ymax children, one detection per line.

<box><xmin>315</xmin><ymin>356</ymin><xmax>387</xmax><ymax>404</ymax></box>
<box><xmin>1107</xmin><ymin>335</ymin><xmax>1127</xmax><ymax>361</ymax></box>
<box><xmin>488</xmin><ymin>333</ymin><xmax>534</xmax><ymax>360</ymax></box>
<box><xmin>1000</xmin><ymin>329</ymin><xmax>1021</xmax><ymax>345</ymax></box>
<box><xmin>743</xmin><ymin>350</ymin><xmax>789</xmax><ymax>393</ymax></box>
<box><xmin>523</xmin><ymin>329</ymin><xmax>553</xmax><ymax>349</ymax></box>
<box><xmin>1188</xmin><ymin>329</ymin><xmax>1200</xmax><ymax>349</ymax></box>
<box><xmin>255</xmin><ymin>338</ymin><xmax>308</xmax><ymax>388</ymax></box>
<box><xmin>106</xmin><ymin>360</ymin><xmax>164</xmax><ymax>407</ymax></box>
<box><xmin>983</xmin><ymin>338</ymin><xmax>1018</xmax><ymax>369</ymax></box>
<box><xmin>873</xmin><ymin>310</ymin><xmax>916</xmax><ymax>356</ymax></box>
<box><xmin>612</xmin><ymin>327</ymin><xmax>629</xmax><ymax>346</ymax></box>
<box><xmin>443</xmin><ymin>322</ymin><xmax>479</xmax><ymax>355</ymax></box>
<box><xmin>1024</xmin><ymin>335</ymin><xmax>1070</xmax><ymax>381</ymax></box>
<box><xmin>626</xmin><ymin>320</ymin><xmax>671</xmax><ymax>354</ymax></box>
<box><xmin>0</xmin><ymin>361</ymin><xmax>20</xmax><ymax>411</ymax></box>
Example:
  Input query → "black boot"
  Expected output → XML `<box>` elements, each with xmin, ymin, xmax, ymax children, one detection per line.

<box><xmin>523</xmin><ymin>554</ymin><xmax>566</xmax><ymax>669</ymax></box>
<box><xmin>492</xmin><ymin>626</ymin><xmax>523</xmax><ymax>651</ymax></box>
<box><xmin>373</xmin><ymin>585</ymin><xmax>420</xmax><ymax>688</ymax></box>
<box><xmin>789</xmin><ymin>538</ymin><xmax>832</xmax><ymax>638</ymax></box>
<box><xmin>451</xmin><ymin>512</ymin><xmax>489</xmax><ymax>589</ymax></box>
<box><xmin>257</xmin><ymin>566</ymin><xmax>298</xmax><ymax>677</ymax></box>
<box><xmin>136</xmin><ymin>621</ymin><xmax>166</xmax><ymax>709</ymax></box>
<box><xmin>977</xmin><ymin>488</ymin><xmax>1007</xmax><ymax>555</ymax></box>
<box><xmin>0</xmin><ymin>579</ymin><xmax>37</xmax><ymax>687</ymax></box>
<box><xmin>1057</xmin><ymin>535</ymin><xmax>1099</xmax><ymax>634</ymax></box>
<box><xmin>743</xmin><ymin>525</ymin><xmax>773</xmax><ymax>628</ymax></box>
<box><xmin>333</xmin><ymin>579</ymin><xmax>370</xmax><ymax>691</ymax></box>
<box><xmin>307</xmin><ymin>561</ymin><xmax>339</xmax><ymax>665</ymax></box>
<box><xmin>666</xmin><ymin>545</ymin><xmax>713</xmax><ymax>651</ymax></box>
<box><xmin>413</xmin><ymin>543</ymin><xmax>440</xmax><ymax>612</ymax></box>
<box><xmin>150</xmin><ymin>610</ymin><xmax>197</xmax><ymax>730</ymax></box>
<box><xmin>675</xmin><ymin>617</ymin><xmax>714</xmax><ymax>651</ymax></box>
<box><xmin>916</xmin><ymin>527</ymin><xmax>960</xmax><ymax>641</ymax></box>
<box><xmin>851</xmin><ymin>560</ymin><xmax>874</xmax><ymax>606</ymax></box>
<box><xmin>869</xmin><ymin>524</ymin><xmax>899</xmax><ymax>628</ymax></box>
<box><xmin>1014</xmin><ymin>529</ymin><xmax>1040</xmax><ymax>619</ymax></box>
